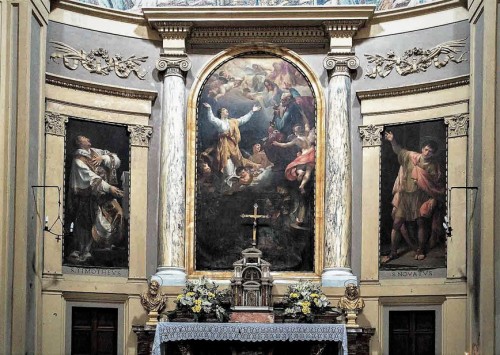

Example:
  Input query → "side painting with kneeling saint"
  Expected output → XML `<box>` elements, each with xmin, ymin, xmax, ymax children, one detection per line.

<box><xmin>195</xmin><ymin>54</ymin><xmax>317</xmax><ymax>271</ymax></box>
<box><xmin>64</xmin><ymin>118</ymin><xmax>129</xmax><ymax>268</ymax></box>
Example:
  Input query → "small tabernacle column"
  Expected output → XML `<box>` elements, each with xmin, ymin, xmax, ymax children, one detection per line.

<box><xmin>153</xmin><ymin>22</ymin><xmax>192</xmax><ymax>286</ymax></box>
<box><xmin>322</xmin><ymin>53</ymin><xmax>359</xmax><ymax>287</ymax></box>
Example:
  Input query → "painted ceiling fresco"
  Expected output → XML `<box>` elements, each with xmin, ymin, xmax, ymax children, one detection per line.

<box><xmin>75</xmin><ymin>0</ymin><xmax>440</xmax><ymax>13</ymax></box>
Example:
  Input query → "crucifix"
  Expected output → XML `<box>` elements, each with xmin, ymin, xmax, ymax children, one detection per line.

<box><xmin>240</xmin><ymin>203</ymin><xmax>269</xmax><ymax>247</ymax></box>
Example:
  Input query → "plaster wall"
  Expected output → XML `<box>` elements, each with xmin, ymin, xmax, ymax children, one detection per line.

<box><xmin>46</xmin><ymin>21</ymin><xmax>163</xmax><ymax>276</ymax></box>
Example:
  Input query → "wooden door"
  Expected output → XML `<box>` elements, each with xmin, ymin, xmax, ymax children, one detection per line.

<box><xmin>71</xmin><ymin>307</ymin><xmax>118</xmax><ymax>355</ymax></box>
<box><xmin>389</xmin><ymin>310</ymin><xmax>435</xmax><ymax>355</ymax></box>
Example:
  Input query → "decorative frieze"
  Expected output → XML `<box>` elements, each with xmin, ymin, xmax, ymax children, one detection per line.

<box><xmin>49</xmin><ymin>41</ymin><xmax>148</xmax><ymax>80</ymax></box>
<box><xmin>365</xmin><ymin>38</ymin><xmax>467</xmax><ymax>79</ymax></box>
<box><xmin>45</xmin><ymin>112</ymin><xmax>68</xmax><ymax>137</ymax></box>
<box><xmin>156</xmin><ymin>54</ymin><xmax>192</xmax><ymax>77</ymax></box>
<box><xmin>128</xmin><ymin>125</ymin><xmax>153</xmax><ymax>147</ymax></box>
<box><xmin>189</xmin><ymin>26</ymin><xmax>327</xmax><ymax>48</ymax></box>
<box><xmin>358</xmin><ymin>125</ymin><xmax>384</xmax><ymax>147</ymax></box>
<box><xmin>323</xmin><ymin>53</ymin><xmax>360</xmax><ymax>76</ymax></box>
<box><xmin>444</xmin><ymin>113</ymin><xmax>469</xmax><ymax>138</ymax></box>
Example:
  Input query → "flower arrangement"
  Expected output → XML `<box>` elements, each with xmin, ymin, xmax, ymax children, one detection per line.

<box><xmin>281</xmin><ymin>281</ymin><xmax>330</xmax><ymax>322</ymax></box>
<box><xmin>174</xmin><ymin>277</ymin><xmax>230</xmax><ymax>322</ymax></box>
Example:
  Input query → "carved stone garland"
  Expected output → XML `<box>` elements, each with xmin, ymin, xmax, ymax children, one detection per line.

<box><xmin>49</xmin><ymin>41</ymin><xmax>148</xmax><ymax>80</ymax></box>
<box><xmin>365</xmin><ymin>38</ymin><xmax>468</xmax><ymax>79</ymax></box>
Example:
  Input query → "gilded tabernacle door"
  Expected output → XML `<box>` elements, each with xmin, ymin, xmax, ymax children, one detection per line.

<box><xmin>186</xmin><ymin>48</ymin><xmax>325</xmax><ymax>276</ymax></box>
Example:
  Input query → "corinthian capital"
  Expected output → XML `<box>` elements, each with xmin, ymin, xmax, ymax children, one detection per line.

<box><xmin>156</xmin><ymin>54</ymin><xmax>192</xmax><ymax>77</ymax></box>
<box><xmin>45</xmin><ymin>112</ymin><xmax>68</xmax><ymax>137</ymax></box>
<box><xmin>358</xmin><ymin>124</ymin><xmax>384</xmax><ymax>147</ymax></box>
<box><xmin>323</xmin><ymin>53</ymin><xmax>360</xmax><ymax>77</ymax></box>
<box><xmin>444</xmin><ymin>113</ymin><xmax>469</xmax><ymax>138</ymax></box>
<box><xmin>128</xmin><ymin>125</ymin><xmax>153</xmax><ymax>147</ymax></box>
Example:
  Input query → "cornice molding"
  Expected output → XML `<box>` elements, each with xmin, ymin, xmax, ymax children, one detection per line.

<box><xmin>45</xmin><ymin>73</ymin><xmax>158</xmax><ymax>102</ymax></box>
<box><xmin>143</xmin><ymin>6</ymin><xmax>374</xmax><ymax>48</ymax></box>
<box><xmin>128</xmin><ymin>125</ymin><xmax>153</xmax><ymax>147</ymax></box>
<box><xmin>444</xmin><ymin>113</ymin><xmax>469</xmax><ymax>137</ymax></box>
<box><xmin>358</xmin><ymin>124</ymin><xmax>384</xmax><ymax>147</ymax></box>
<box><xmin>45</xmin><ymin>111</ymin><xmax>68</xmax><ymax>136</ymax></box>
<box><xmin>356</xmin><ymin>75</ymin><xmax>469</xmax><ymax>101</ymax></box>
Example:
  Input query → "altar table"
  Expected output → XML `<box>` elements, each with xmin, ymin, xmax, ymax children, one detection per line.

<box><xmin>152</xmin><ymin>322</ymin><xmax>348</xmax><ymax>355</ymax></box>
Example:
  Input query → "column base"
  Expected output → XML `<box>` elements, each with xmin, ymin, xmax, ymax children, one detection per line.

<box><xmin>152</xmin><ymin>267</ymin><xmax>186</xmax><ymax>286</ymax></box>
<box><xmin>321</xmin><ymin>267</ymin><xmax>358</xmax><ymax>287</ymax></box>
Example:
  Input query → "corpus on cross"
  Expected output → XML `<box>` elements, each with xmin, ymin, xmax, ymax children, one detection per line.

<box><xmin>240</xmin><ymin>203</ymin><xmax>269</xmax><ymax>247</ymax></box>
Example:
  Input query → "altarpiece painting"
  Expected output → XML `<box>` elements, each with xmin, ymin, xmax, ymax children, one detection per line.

<box><xmin>63</xmin><ymin>118</ymin><xmax>130</xmax><ymax>268</ymax></box>
<box><xmin>195</xmin><ymin>54</ymin><xmax>317</xmax><ymax>271</ymax></box>
<box><xmin>379</xmin><ymin>120</ymin><xmax>447</xmax><ymax>270</ymax></box>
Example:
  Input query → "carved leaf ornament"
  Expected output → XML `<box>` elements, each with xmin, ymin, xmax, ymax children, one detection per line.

<box><xmin>365</xmin><ymin>38</ymin><xmax>467</xmax><ymax>79</ymax></box>
<box><xmin>50</xmin><ymin>41</ymin><xmax>148</xmax><ymax>80</ymax></box>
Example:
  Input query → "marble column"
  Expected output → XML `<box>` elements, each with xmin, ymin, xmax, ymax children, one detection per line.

<box><xmin>153</xmin><ymin>55</ymin><xmax>191</xmax><ymax>286</ymax></box>
<box><xmin>322</xmin><ymin>53</ymin><xmax>359</xmax><ymax>287</ymax></box>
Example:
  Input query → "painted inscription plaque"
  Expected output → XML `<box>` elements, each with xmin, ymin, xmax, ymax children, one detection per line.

<box><xmin>64</xmin><ymin>118</ymin><xmax>129</xmax><ymax>268</ymax></box>
<box><xmin>195</xmin><ymin>55</ymin><xmax>316</xmax><ymax>271</ymax></box>
<box><xmin>380</xmin><ymin>120</ymin><xmax>447</xmax><ymax>271</ymax></box>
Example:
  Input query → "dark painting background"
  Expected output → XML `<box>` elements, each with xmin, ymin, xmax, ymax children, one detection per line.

<box><xmin>380</xmin><ymin>120</ymin><xmax>447</xmax><ymax>270</ymax></box>
<box><xmin>63</xmin><ymin>118</ymin><xmax>129</xmax><ymax>268</ymax></box>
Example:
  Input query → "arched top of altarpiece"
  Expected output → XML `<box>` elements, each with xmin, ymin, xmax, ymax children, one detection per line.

<box><xmin>185</xmin><ymin>44</ymin><xmax>325</xmax><ymax>280</ymax></box>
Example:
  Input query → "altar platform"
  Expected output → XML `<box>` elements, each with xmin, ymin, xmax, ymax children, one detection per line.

<box><xmin>151</xmin><ymin>322</ymin><xmax>348</xmax><ymax>355</ymax></box>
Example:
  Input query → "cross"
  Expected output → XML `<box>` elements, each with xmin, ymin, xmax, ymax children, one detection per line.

<box><xmin>240</xmin><ymin>203</ymin><xmax>269</xmax><ymax>247</ymax></box>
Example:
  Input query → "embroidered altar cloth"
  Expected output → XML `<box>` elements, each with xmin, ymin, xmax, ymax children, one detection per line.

<box><xmin>152</xmin><ymin>322</ymin><xmax>347</xmax><ymax>355</ymax></box>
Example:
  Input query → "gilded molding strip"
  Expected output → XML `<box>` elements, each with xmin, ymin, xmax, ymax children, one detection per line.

<box><xmin>45</xmin><ymin>111</ymin><xmax>68</xmax><ymax>136</ymax></box>
<box><xmin>356</xmin><ymin>75</ymin><xmax>469</xmax><ymax>100</ymax></box>
<box><xmin>45</xmin><ymin>73</ymin><xmax>158</xmax><ymax>102</ymax></box>
<box><xmin>128</xmin><ymin>125</ymin><xmax>153</xmax><ymax>147</ymax></box>
<box><xmin>358</xmin><ymin>124</ymin><xmax>384</xmax><ymax>147</ymax></box>
<box><xmin>444</xmin><ymin>113</ymin><xmax>469</xmax><ymax>138</ymax></box>
<box><xmin>49</xmin><ymin>41</ymin><xmax>148</xmax><ymax>80</ymax></box>
<box><xmin>364</xmin><ymin>38</ymin><xmax>468</xmax><ymax>79</ymax></box>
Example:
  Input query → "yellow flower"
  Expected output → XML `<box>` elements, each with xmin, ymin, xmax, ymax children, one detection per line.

<box><xmin>302</xmin><ymin>301</ymin><xmax>311</xmax><ymax>307</ymax></box>
<box><xmin>195</xmin><ymin>299</ymin><xmax>202</xmax><ymax>305</ymax></box>
<box><xmin>177</xmin><ymin>294</ymin><xmax>183</xmax><ymax>300</ymax></box>
<box><xmin>302</xmin><ymin>305</ymin><xmax>311</xmax><ymax>315</ymax></box>
<box><xmin>191</xmin><ymin>305</ymin><xmax>202</xmax><ymax>313</ymax></box>
<box><xmin>208</xmin><ymin>292</ymin><xmax>215</xmax><ymax>299</ymax></box>
<box><xmin>290</xmin><ymin>293</ymin><xmax>299</xmax><ymax>299</ymax></box>
<box><xmin>186</xmin><ymin>292</ymin><xmax>195</xmax><ymax>297</ymax></box>
<box><xmin>310</xmin><ymin>293</ymin><xmax>318</xmax><ymax>298</ymax></box>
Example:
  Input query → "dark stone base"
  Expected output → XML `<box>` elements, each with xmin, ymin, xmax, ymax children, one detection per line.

<box><xmin>346</xmin><ymin>327</ymin><xmax>376</xmax><ymax>355</ymax></box>
<box><xmin>132</xmin><ymin>325</ymin><xmax>156</xmax><ymax>355</ymax></box>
